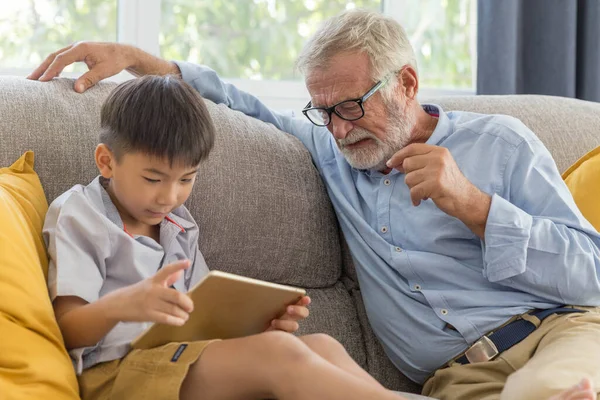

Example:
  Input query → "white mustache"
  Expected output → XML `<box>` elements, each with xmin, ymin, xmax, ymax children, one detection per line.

<box><xmin>337</xmin><ymin>130</ymin><xmax>378</xmax><ymax>148</ymax></box>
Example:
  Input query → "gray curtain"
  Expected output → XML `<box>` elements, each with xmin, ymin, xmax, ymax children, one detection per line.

<box><xmin>477</xmin><ymin>0</ymin><xmax>600</xmax><ymax>102</ymax></box>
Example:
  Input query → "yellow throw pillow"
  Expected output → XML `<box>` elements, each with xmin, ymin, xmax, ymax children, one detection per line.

<box><xmin>562</xmin><ymin>146</ymin><xmax>600</xmax><ymax>232</ymax></box>
<box><xmin>0</xmin><ymin>152</ymin><xmax>79</xmax><ymax>399</ymax></box>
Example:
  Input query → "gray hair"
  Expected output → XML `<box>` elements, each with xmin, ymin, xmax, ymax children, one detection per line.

<box><xmin>295</xmin><ymin>9</ymin><xmax>417</xmax><ymax>100</ymax></box>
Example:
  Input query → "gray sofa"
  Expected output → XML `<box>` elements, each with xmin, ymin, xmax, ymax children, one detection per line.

<box><xmin>1</xmin><ymin>76</ymin><xmax>599</xmax><ymax>398</ymax></box>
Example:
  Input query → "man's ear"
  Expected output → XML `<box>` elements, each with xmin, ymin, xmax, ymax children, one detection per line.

<box><xmin>95</xmin><ymin>144</ymin><xmax>115</xmax><ymax>179</ymax></box>
<box><xmin>398</xmin><ymin>66</ymin><xmax>419</xmax><ymax>100</ymax></box>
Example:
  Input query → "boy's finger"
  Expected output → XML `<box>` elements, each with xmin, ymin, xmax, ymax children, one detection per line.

<box><xmin>160</xmin><ymin>287</ymin><xmax>194</xmax><ymax>313</ymax></box>
<box><xmin>164</xmin><ymin>269</ymin><xmax>184</xmax><ymax>288</ymax></box>
<box><xmin>155</xmin><ymin>301</ymin><xmax>190</xmax><ymax>322</ymax></box>
<box><xmin>296</xmin><ymin>296</ymin><xmax>311</xmax><ymax>306</ymax></box>
<box><xmin>149</xmin><ymin>310</ymin><xmax>187</xmax><ymax>327</ymax></box>
<box><xmin>153</xmin><ymin>260</ymin><xmax>190</xmax><ymax>283</ymax></box>
<box><xmin>286</xmin><ymin>305</ymin><xmax>310</xmax><ymax>320</ymax></box>
<box><xmin>271</xmin><ymin>319</ymin><xmax>299</xmax><ymax>333</ymax></box>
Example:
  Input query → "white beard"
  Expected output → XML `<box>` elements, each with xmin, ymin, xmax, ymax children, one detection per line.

<box><xmin>336</xmin><ymin>104</ymin><xmax>415</xmax><ymax>170</ymax></box>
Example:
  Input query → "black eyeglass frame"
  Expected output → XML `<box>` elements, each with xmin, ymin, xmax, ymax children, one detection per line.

<box><xmin>301</xmin><ymin>74</ymin><xmax>392</xmax><ymax>127</ymax></box>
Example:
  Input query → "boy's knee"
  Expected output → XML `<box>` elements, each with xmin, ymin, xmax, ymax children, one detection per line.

<box><xmin>257</xmin><ymin>331</ymin><xmax>313</xmax><ymax>364</ymax></box>
<box><xmin>300</xmin><ymin>333</ymin><xmax>346</xmax><ymax>355</ymax></box>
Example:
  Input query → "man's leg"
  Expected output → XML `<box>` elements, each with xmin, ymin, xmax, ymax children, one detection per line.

<box><xmin>180</xmin><ymin>330</ymin><xmax>405</xmax><ymax>400</ymax></box>
<box><xmin>500</xmin><ymin>309</ymin><xmax>600</xmax><ymax>400</ymax></box>
<box><xmin>422</xmin><ymin>309</ymin><xmax>600</xmax><ymax>400</ymax></box>
<box><xmin>421</xmin><ymin>355</ymin><xmax>514</xmax><ymax>400</ymax></box>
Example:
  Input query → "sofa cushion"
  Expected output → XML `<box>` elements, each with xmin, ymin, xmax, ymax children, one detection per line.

<box><xmin>562</xmin><ymin>146</ymin><xmax>600</xmax><ymax>231</ymax></box>
<box><xmin>0</xmin><ymin>151</ymin><xmax>79</xmax><ymax>400</ymax></box>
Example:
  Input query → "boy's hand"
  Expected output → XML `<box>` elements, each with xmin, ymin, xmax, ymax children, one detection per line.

<box><xmin>107</xmin><ymin>260</ymin><xmax>194</xmax><ymax>326</ymax></box>
<box><xmin>265</xmin><ymin>296</ymin><xmax>311</xmax><ymax>333</ymax></box>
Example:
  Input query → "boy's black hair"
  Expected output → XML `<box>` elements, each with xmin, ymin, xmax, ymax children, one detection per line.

<box><xmin>100</xmin><ymin>75</ymin><xmax>215</xmax><ymax>166</ymax></box>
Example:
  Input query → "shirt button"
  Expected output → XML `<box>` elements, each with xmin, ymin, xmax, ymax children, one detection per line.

<box><xmin>395</xmin><ymin>247</ymin><xmax>402</xmax><ymax>252</ymax></box>
<box><xmin>384</xmin><ymin>179</ymin><xmax>391</xmax><ymax>186</ymax></box>
<box><xmin>441</xmin><ymin>309</ymin><xmax>449</xmax><ymax>316</ymax></box>
<box><xmin>414</xmin><ymin>284</ymin><xmax>422</xmax><ymax>291</ymax></box>
<box><xmin>381</xmin><ymin>226</ymin><xmax>388</xmax><ymax>233</ymax></box>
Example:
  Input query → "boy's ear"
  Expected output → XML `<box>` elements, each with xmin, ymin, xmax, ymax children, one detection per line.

<box><xmin>95</xmin><ymin>144</ymin><xmax>115</xmax><ymax>178</ymax></box>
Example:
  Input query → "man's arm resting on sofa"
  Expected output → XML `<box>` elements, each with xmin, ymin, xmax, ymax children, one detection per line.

<box><xmin>27</xmin><ymin>42</ymin><xmax>181</xmax><ymax>93</ymax></box>
<box><xmin>28</xmin><ymin>42</ymin><xmax>320</xmax><ymax>152</ymax></box>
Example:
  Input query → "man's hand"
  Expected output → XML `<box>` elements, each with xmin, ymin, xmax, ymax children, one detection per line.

<box><xmin>27</xmin><ymin>41</ymin><xmax>180</xmax><ymax>93</ymax></box>
<box><xmin>105</xmin><ymin>260</ymin><xmax>194</xmax><ymax>326</ymax></box>
<box><xmin>265</xmin><ymin>296</ymin><xmax>311</xmax><ymax>333</ymax></box>
<box><xmin>386</xmin><ymin>143</ymin><xmax>491</xmax><ymax>238</ymax></box>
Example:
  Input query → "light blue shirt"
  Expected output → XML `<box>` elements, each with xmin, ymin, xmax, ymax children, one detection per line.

<box><xmin>176</xmin><ymin>62</ymin><xmax>600</xmax><ymax>383</ymax></box>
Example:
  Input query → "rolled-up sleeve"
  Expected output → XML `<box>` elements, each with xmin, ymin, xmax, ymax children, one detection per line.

<box><xmin>44</xmin><ymin>190</ymin><xmax>109</xmax><ymax>304</ymax></box>
<box><xmin>482</xmin><ymin>138</ymin><xmax>600</xmax><ymax>305</ymax></box>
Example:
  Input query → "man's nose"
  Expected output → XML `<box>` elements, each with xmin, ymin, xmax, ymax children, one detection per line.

<box><xmin>329</xmin><ymin>114</ymin><xmax>353</xmax><ymax>140</ymax></box>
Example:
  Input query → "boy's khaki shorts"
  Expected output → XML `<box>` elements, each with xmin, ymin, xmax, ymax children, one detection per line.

<box><xmin>79</xmin><ymin>340</ymin><xmax>218</xmax><ymax>400</ymax></box>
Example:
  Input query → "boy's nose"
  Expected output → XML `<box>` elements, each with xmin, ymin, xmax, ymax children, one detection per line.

<box><xmin>157</xmin><ymin>189</ymin><xmax>177</xmax><ymax>206</ymax></box>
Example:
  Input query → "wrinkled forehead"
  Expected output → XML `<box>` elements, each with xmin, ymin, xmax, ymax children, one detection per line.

<box><xmin>305</xmin><ymin>55</ymin><xmax>375</xmax><ymax>107</ymax></box>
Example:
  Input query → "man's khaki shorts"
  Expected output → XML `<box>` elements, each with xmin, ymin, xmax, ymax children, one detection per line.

<box><xmin>79</xmin><ymin>340</ymin><xmax>218</xmax><ymax>400</ymax></box>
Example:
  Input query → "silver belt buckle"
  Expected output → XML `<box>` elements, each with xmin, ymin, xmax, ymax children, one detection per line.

<box><xmin>464</xmin><ymin>336</ymin><xmax>499</xmax><ymax>363</ymax></box>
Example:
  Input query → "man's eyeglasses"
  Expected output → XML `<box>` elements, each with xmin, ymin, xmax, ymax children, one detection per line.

<box><xmin>302</xmin><ymin>74</ymin><xmax>392</xmax><ymax>127</ymax></box>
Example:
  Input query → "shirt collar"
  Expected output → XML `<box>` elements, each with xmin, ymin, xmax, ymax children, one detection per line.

<box><xmin>422</xmin><ymin>103</ymin><xmax>452</xmax><ymax>146</ymax></box>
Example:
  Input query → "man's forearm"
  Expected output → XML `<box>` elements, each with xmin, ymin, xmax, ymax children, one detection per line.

<box><xmin>56</xmin><ymin>292</ymin><xmax>122</xmax><ymax>350</ymax></box>
<box><xmin>455</xmin><ymin>186</ymin><xmax>492</xmax><ymax>239</ymax></box>
<box><xmin>125</xmin><ymin>45</ymin><xmax>181</xmax><ymax>78</ymax></box>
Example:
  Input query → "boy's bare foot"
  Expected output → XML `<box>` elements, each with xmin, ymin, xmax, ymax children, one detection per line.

<box><xmin>549</xmin><ymin>378</ymin><xmax>596</xmax><ymax>400</ymax></box>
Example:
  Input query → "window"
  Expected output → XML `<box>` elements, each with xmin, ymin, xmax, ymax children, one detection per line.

<box><xmin>159</xmin><ymin>0</ymin><xmax>476</xmax><ymax>90</ymax></box>
<box><xmin>0</xmin><ymin>0</ymin><xmax>117</xmax><ymax>71</ymax></box>
<box><xmin>0</xmin><ymin>0</ymin><xmax>477</xmax><ymax>110</ymax></box>
<box><xmin>391</xmin><ymin>0</ymin><xmax>476</xmax><ymax>91</ymax></box>
<box><xmin>160</xmin><ymin>0</ymin><xmax>382</xmax><ymax>81</ymax></box>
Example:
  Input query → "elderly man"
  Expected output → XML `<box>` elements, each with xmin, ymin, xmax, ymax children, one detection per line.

<box><xmin>30</xmin><ymin>9</ymin><xmax>600</xmax><ymax>400</ymax></box>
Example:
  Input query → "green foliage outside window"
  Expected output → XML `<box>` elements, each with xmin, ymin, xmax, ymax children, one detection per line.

<box><xmin>0</xmin><ymin>0</ymin><xmax>475</xmax><ymax>89</ymax></box>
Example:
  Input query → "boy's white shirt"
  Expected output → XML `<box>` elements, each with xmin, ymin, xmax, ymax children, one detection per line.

<box><xmin>43</xmin><ymin>176</ymin><xmax>210</xmax><ymax>374</ymax></box>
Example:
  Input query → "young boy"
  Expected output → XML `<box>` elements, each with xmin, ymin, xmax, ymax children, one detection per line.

<box><xmin>43</xmin><ymin>75</ymin><xmax>406</xmax><ymax>400</ymax></box>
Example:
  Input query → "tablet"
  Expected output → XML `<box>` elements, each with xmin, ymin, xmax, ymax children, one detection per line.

<box><xmin>130</xmin><ymin>270</ymin><xmax>306</xmax><ymax>350</ymax></box>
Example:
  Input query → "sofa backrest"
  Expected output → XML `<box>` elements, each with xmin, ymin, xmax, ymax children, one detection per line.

<box><xmin>0</xmin><ymin>77</ymin><xmax>342</xmax><ymax>288</ymax></box>
<box><xmin>2</xmin><ymin>77</ymin><xmax>599</xmax><ymax>288</ymax></box>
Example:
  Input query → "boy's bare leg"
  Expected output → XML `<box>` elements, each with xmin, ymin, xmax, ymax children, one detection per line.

<box><xmin>180</xmin><ymin>331</ymin><xmax>404</xmax><ymax>400</ymax></box>
<box><xmin>298</xmin><ymin>333</ymin><xmax>383</xmax><ymax>387</ymax></box>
